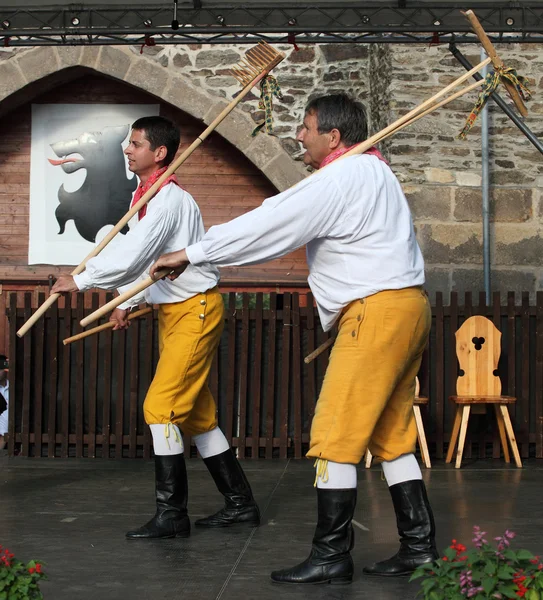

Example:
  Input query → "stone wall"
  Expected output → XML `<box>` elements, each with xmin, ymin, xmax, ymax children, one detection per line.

<box><xmin>1</xmin><ymin>41</ymin><xmax>542</xmax><ymax>299</ymax></box>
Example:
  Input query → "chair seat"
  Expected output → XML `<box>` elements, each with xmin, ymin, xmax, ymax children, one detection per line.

<box><xmin>449</xmin><ymin>395</ymin><xmax>516</xmax><ymax>405</ymax></box>
<box><xmin>414</xmin><ymin>396</ymin><xmax>429</xmax><ymax>405</ymax></box>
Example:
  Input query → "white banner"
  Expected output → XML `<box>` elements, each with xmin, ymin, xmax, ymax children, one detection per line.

<box><xmin>29</xmin><ymin>103</ymin><xmax>159</xmax><ymax>265</ymax></box>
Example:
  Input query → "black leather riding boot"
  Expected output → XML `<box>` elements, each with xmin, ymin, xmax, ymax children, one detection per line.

<box><xmin>195</xmin><ymin>449</ymin><xmax>260</xmax><ymax>528</ymax></box>
<box><xmin>126</xmin><ymin>453</ymin><xmax>190</xmax><ymax>539</ymax></box>
<box><xmin>270</xmin><ymin>488</ymin><xmax>357</xmax><ymax>585</ymax></box>
<box><xmin>363</xmin><ymin>479</ymin><xmax>438</xmax><ymax>576</ymax></box>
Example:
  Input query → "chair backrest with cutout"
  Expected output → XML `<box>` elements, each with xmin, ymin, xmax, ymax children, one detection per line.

<box><xmin>455</xmin><ymin>315</ymin><xmax>502</xmax><ymax>396</ymax></box>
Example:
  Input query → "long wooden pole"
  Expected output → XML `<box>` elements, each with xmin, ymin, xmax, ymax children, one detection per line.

<box><xmin>463</xmin><ymin>9</ymin><xmax>528</xmax><ymax>118</ymax></box>
<box><xmin>80</xmin><ymin>269</ymin><xmax>170</xmax><ymax>327</ymax></box>
<box><xmin>304</xmin><ymin>336</ymin><xmax>335</xmax><ymax>364</ymax></box>
<box><xmin>80</xmin><ymin>71</ymin><xmax>488</xmax><ymax>329</ymax></box>
<box><xmin>63</xmin><ymin>306</ymin><xmax>152</xmax><ymax>345</ymax></box>
<box><xmin>339</xmin><ymin>56</ymin><xmax>491</xmax><ymax>160</ymax></box>
<box><xmin>17</xmin><ymin>62</ymin><xmax>278</xmax><ymax>338</ymax></box>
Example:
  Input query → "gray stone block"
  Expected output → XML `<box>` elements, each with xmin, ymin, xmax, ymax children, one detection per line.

<box><xmin>56</xmin><ymin>47</ymin><xmax>83</xmax><ymax>67</ymax></box>
<box><xmin>404</xmin><ymin>185</ymin><xmax>452</xmax><ymax>220</ymax></box>
<box><xmin>245</xmin><ymin>134</ymin><xmax>286</xmax><ymax>172</ymax></box>
<box><xmin>321</xmin><ymin>44</ymin><xmax>368</xmax><ymax>63</ymax></box>
<box><xmin>173</xmin><ymin>53</ymin><xmax>192</xmax><ymax>69</ymax></box>
<box><xmin>195</xmin><ymin>50</ymin><xmax>240</xmax><ymax>69</ymax></box>
<box><xmin>491</xmin><ymin>188</ymin><xmax>533</xmax><ymax>222</ymax></box>
<box><xmin>162</xmin><ymin>76</ymin><xmax>214</xmax><ymax>120</ymax></box>
<box><xmin>124</xmin><ymin>58</ymin><xmax>168</xmax><ymax>97</ymax></box>
<box><xmin>98</xmin><ymin>47</ymin><xmax>132</xmax><ymax>81</ymax></box>
<box><xmin>80</xmin><ymin>46</ymin><xmax>101</xmax><ymax>69</ymax></box>
<box><xmin>454</xmin><ymin>187</ymin><xmax>482</xmax><ymax>222</ymax></box>
<box><xmin>263</xmin><ymin>154</ymin><xmax>306</xmax><ymax>192</ymax></box>
<box><xmin>418</xmin><ymin>223</ymin><xmax>483</xmax><ymax>264</ymax></box>
<box><xmin>0</xmin><ymin>61</ymin><xmax>26</xmax><ymax>101</ymax></box>
<box><xmin>494</xmin><ymin>227</ymin><xmax>543</xmax><ymax>266</ymax></box>
<box><xmin>211</xmin><ymin>104</ymin><xmax>259</xmax><ymax>154</ymax></box>
<box><xmin>16</xmin><ymin>47</ymin><xmax>59</xmax><ymax>84</ymax></box>
<box><xmin>288</xmin><ymin>47</ymin><xmax>315</xmax><ymax>64</ymax></box>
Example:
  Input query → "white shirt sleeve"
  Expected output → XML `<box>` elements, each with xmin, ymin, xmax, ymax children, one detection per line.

<box><xmin>185</xmin><ymin>173</ymin><xmax>344</xmax><ymax>267</ymax></box>
<box><xmin>73</xmin><ymin>194</ymin><xmax>179</xmax><ymax>291</ymax></box>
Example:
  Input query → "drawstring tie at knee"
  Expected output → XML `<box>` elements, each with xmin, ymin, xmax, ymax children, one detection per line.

<box><xmin>314</xmin><ymin>458</ymin><xmax>329</xmax><ymax>487</ymax></box>
<box><xmin>164</xmin><ymin>422</ymin><xmax>181</xmax><ymax>451</ymax></box>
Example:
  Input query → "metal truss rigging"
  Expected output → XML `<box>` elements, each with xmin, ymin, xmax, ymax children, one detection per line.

<box><xmin>1</xmin><ymin>3</ymin><xmax>543</xmax><ymax>46</ymax></box>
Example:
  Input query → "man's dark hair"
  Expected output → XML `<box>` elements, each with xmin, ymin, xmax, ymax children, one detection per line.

<box><xmin>0</xmin><ymin>355</ymin><xmax>7</xmax><ymax>370</ymax></box>
<box><xmin>305</xmin><ymin>94</ymin><xmax>368</xmax><ymax>146</ymax></box>
<box><xmin>131</xmin><ymin>116</ymin><xmax>181</xmax><ymax>166</ymax></box>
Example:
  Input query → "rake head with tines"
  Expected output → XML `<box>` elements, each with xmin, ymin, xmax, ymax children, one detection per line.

<box><xmin>230</xmin><ymin>41</ymin><xmax>285</xmax><ymax>87</ymax></box>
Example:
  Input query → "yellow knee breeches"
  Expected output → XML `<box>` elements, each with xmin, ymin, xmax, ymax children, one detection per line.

<box><xmin>307</xmin><ymin>287</ymin><xmax>431</xmax><ymax>464</ymax></box>
<box><xmin>143</xmin><ymin>287</ymin><xmax>224</xmax><ymax>436</ymax></box>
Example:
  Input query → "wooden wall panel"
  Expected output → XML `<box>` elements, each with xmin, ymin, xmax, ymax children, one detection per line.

<box><xmin>0</xmin><ymin>74</ymin><xmax>309</xmax><ymax>285</ymax></box>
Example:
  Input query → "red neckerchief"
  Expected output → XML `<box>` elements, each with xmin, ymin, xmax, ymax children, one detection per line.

<box><xmin>320</xmin><ymin>145</ymin><xmax>389</xmax><ymax>168</ymax></box>
<box><xmin>130</xmin><ymin>166</ymin><xmax>181</xmax><ymax>220</ymax></box>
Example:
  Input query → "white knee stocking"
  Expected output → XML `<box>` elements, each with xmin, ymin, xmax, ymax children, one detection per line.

<box><xmin>149</xmin><ymin>423</ymin><xmax>184</xmax><ymax>456</ymax></box>
<box><xmin>315</xmin><ymin>460</ymin><xmax>357</xmax><ymax>489</ymax></box>
<box><xmin>193</xmin><ymin>427</ymin><xmax>230</xmax><ymax>459</ymax></box>
<box><xmin>381</xmin><ymin>453</ymin><xmax>422</xmax><ymax>487</ymax></box>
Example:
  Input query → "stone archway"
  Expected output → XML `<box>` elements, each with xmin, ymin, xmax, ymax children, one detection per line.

<box><xmin>0</xmin><ymin>45</ymin><xmax>305</xmax><ymax>192</ymax></box>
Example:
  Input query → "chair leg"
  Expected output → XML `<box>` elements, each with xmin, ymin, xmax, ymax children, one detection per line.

<box><xmin>455</xmin><ymin>406</ymin><xmax>471</xmax><ymax>469</ymax></box>
<box><xmin>446</xmin><ymin>406</ymin><xmax>462</xmax><ymax>464</ymax></box>
<box><xmin>493</xmin><ymin>405</ymin><xmax>510</xmax><ymax>463</ymax></box>
<box><xmin>413</xmin><ymin>405</ymin><xmax>431</xmax><ymax>469</ymax></box>
<box><xmin>498</xmin><ymin>405</ymin><xmax>523</xmax><ymax>468</ymax></box>
<box><xmin>364</xmin><ymin>449</ymin><xmax>373</xmax><ymax>469</ymax></box>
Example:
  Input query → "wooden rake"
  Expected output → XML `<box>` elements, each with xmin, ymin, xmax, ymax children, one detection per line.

<box><xmin>17</xmin><ymin>41</ymin><xmax>285</xmax><ymax>338</ymax></box>
<box><xmin>79</xmin><ymin>9</ymin><xmax>528</xmax><ymax>334</ymax></box>
<box><xmin>78</xmin><ymin>58</ymin><xmax>490</xmax><ymax>330</ymax></box>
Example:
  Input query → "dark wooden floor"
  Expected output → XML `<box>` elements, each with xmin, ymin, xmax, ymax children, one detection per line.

<box><xmin>1</xmin><ymin>456</ymin><xmax>540</xmax><ymax>600</ymax></box>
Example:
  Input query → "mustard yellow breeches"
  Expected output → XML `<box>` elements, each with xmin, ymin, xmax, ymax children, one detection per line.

<box><xmin>143</xmin><ymin>287</ymin><xmax>224</xmax><ymax>436</ymax></box>
<box><xmin>306</xmin><ymin>287</ymin><xmax>431</xmax><ymax>464</ymax></box>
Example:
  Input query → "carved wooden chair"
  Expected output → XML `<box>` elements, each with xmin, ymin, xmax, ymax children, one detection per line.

<box><xmin>364</xmin><ymin>377</ymin><xmax>431</xmax><ymax>469</ymax></box>
<box><xmin>446</xmin><ymin>315</ymin><xmax>522</xmax><ymax>469</ymax></box>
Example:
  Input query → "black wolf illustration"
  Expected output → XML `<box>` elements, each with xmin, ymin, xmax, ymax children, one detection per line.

<box><xmin>49</xmin><ymin>124</ymin><xmax>137</xmax><ymax>243</ymax></box>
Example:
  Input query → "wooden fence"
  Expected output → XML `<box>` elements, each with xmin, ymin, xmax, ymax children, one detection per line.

<box><xmin>5</xmin><ymin>289</ymin><xmax>543</xmax><ymax>460</ymax></box>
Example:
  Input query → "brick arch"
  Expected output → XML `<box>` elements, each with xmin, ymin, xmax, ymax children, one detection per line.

<box><xmin>0</xmin><ymin>50</ymin><xmax>310</xmax><ymax>284</ymax></box>
<box><xmin>0</xmin><ymin>45</ymin><xmax>305</xmax><ymax>192</ymax></box>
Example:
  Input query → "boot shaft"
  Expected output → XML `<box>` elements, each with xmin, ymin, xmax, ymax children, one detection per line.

<box><xmin>154</xmin><ymin>453</ymin><xmax>188</xmax><ymax>514</ymax></box>
<box><xmin>389</xmin><ymin>479</ymin><xmax>436</xmax><ymax>553</ymax></box>
<box><xmin>202</xmin><ymin>448</ymin><xmax>254</xmax><ymax>508</ymax></box>
<box><xmin>312</xmin><ymin>488</ymin><xmax>357</xmax><ymax>559</ymax></box>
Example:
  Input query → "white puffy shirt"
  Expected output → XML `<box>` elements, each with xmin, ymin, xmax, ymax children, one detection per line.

<box><xmin>74</xmin><ymin>183</ymin><xmax>219</xmax><ymax>306</ymax></box>
<box><xmin>186</xmin><ymin>154</ymin><xmax>425</xmax><ymax>331</ymax></box>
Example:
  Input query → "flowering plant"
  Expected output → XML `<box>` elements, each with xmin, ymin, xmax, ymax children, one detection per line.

<box><xmin>0</xmin><ymin>545</ymin><xmax>46</xmax><ymax>600</ymax></box>
<box><xmin>410</xmin><ymin>526</ymin><xmax>543</xmax><ymax>599</ymax></box>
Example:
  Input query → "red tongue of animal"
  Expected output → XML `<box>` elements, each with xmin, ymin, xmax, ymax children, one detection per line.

<box><xmin>48</xmin><ymin>157</ymin><xmax>79</xmax><ymax>166</ymax></box>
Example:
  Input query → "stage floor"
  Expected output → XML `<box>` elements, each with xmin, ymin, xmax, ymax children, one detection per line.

<box><xmin>1</xmin><ymin>456</ymin><xmax>541</xmax><ymax>600</ymax></box>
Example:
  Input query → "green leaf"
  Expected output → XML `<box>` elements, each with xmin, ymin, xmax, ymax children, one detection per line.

<box><xmin>409</xmin><ymin>569</ymin><xmax>428</xmax><ymax>581</ymax></box>
<box><xmin>526</xmin><ymin>590</ymin><xmax>541</xmax><ymax>600</ymax></box>
<box><xmin>497</xmin><ymin>565</ymin><xmax>515</xmax><ymax>579</ymax></box>
<box><xmin>482</xmin><ymin>577</ymin><xmax>496</xmax><ymax>594</ymax></box>
<box><xmin>421</xmin><ymin>579</ymin><xmax>436</xmax><ymax>592</ymax></box>
<box><xmin>497</xmin><ymin>584</ymin><xmax>523</xmax><ymax>599</ymax></box>
<box><xmin>517</xmin><ymin>550</ymin><xmax>536</xmax><ymax>561</ymax></box>
<box><xmin>484</xmin><ymin>561</ymin><xmax>496</xmax><ymax>575</ymax></box>
<box><xmin>444</xmin><ymin>548</ymin><xmax>457</xmax><ymax>561</ymax></box>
